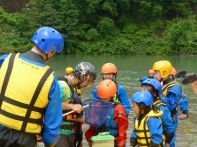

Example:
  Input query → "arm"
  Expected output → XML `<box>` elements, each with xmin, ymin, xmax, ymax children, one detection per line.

<box><xmin>130</xmin><ymin>129</ymin><xmax>137</xmax><ymax>147</ymax></box>
<box><xmin>179</xmin><ymin>95</ymin><xmax>189</xmax><ymax>119</ymax></box>
<box><xmin>91</xmin><ymin>89</ymin><xmax>99</xmax><ymax>100</ymax></box>
<box><xmin>190</xmin><ymin>80</ymin><xmax>197</xmax><ymax>96</ymax></box>
<box><xmin>160</xmin><ymin>86</ymin><xmax>182</xmax><ymax>112</ymax></box>
<box><xmin>114</xmin><ymin>105</ymin><xmax>128</xmax><ymax>147</ymax></box>
<box><xmin>85</xmin><ymin>126</ymin><xmax>97</xmax><ymax>143</ymax></box>
<box><xmin>62</xmin><ymin>102</ymin><xmax>83</xmax><ymax>113</ymax></box>
<box><xmin>42</xmin><ymin>75</ymin><xmax>62</xmax><ymax>145</ymax></box>
<box><xmin>159</xmin><ymin>106</ymin><xmax>175</xmax><ymax>143</ymax></box>
<box><xmin>147</xmin><ymin>117</ymin><xmax>163</xmax><ymax>146</ymax></box>
<box><xmin>117</xmin><ymin>85</ymin><xmax>131</xmax><ymax>115</ymax></box>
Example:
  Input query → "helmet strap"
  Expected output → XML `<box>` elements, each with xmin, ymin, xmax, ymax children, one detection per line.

<box><xmin>113</xmin><ymin>73</ymin><xmax>117</xmax><ymax>82</ymax></box>
<box><xmin>44</xmin><ymin>51</ymin><xmax>55</xmax><ymax>62</ymax></box>
<box><xmin>101</xmin><ymin>73</ymin><xmax>117</xmax><ymax>82</ymax></box>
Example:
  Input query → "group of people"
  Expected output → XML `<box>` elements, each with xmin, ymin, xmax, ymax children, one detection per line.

<box><xmin>0</xmin><ymin>26</ymin><xmax>196</xmax><ymax>147</ymax></box>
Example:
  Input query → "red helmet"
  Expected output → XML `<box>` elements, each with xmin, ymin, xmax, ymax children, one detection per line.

<box><xmin>101</xmin><ymin>63</ymin><xmax>117</xmax><ymax>74</ymax></box>
<box><xmin>96</xmin><ymin>79</ymin><xmax>117</xmax><ymax>100</ymax></box>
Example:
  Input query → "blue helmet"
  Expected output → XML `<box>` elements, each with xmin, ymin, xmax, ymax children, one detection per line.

<box><xmin>31</xmin><ymin>27</ymin><xmax>64</xmax><ymax>54</ymax></box>
<box><xmin>141</xmin><ymin>78</ymin><xmax>162</xmax><ymax>95</ymax></box>
<box><xmin>131</xmin><ymin>91</ymin><xmax>153</xmax><ymax>106</ymax></box>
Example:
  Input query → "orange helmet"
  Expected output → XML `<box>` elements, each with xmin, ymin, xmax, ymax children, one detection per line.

<box><xmin>96</xmin><ymin>79</ymin><xmax>117</xmax><ymax>99</ymax></box>
<box><xmin>171</xmin><ymin>66</ymin><xmax>177</xmax><ymax>77</ymax></box>
<box><xmin>101</xmin><ymin>63</ymin><xmax>117</xmax><ymax>74</ymax></box>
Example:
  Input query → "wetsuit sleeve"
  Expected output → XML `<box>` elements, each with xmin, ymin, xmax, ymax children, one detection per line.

<box><xmin>160</xmin><ymin>88</ymin><xmax>181</xmax><ymax>113</ymax></box>
<box><xmin>147</xmin><ymin>117</ymin><xmax>163</xmax><ymax>145</ymax></box>
<box><xmin>179</xmin><ymin>95</ymin><xmax>189</xmax><ymax>115</ymax></box>
<box><xmin>114</xmin><ymin>105</ymin><xmax>128</xmax><ymax>147</ymax></box>
<box><xmin>42</xmin><ymin>75</ymin><xmax>62</xmax><ymax>144</ymax></box>
<box><xmin>0</xmin><ymin>54</ymin><xmax>8</xmax><ymax>67</ymax></box>
<box><xmin>91</xmin><ymin>89</ymin><xmax>99</xmax><ymax>100</ymax></box>
<box><xmin>117</xmin><ymin>85</ymin><xmax>131</xmax><ymax>115</ymax></box>
<box><xmin>159</xmin><ymin>106</ymin><xmax>175</xmax><ymax>143</ymax></box>
<box><xmin>130</xmin><ymin>130</ymin><xmax>137</xmax><ymax>146</ymax></box>
<box><xmin>85</xmin><ymin>126</ymin><xmax>96</xmax><ymax>143</ymax></box>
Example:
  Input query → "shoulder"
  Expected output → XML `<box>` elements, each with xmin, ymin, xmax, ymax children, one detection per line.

<box><xmin>114</xmin><ymin>104</ymin><xmax>126</xmax><ymax>114</ymax></box>
<box><xmin>147</xmin><ymin>117</ymin><xmax>161</xmax><ymax>126</ymax></box>
<box><xmin>0</xmin><ymin>54</ymin><xmax>9</xmax><ymax>65</ymax></box>
<box><xmin>159</xmin><ymin>105</ymin><xmax>168</xmax><ymax>112</ymax></box>
<box><xmin>117</xmin><ymin>84</ymin><xmax>125</xmax><ymax>90</ymax></box>
<box><xmin>117</xmin><ymin>84</ymin><xmax>127</xmax><ymax>93</ymax></box>
<box><xmin>168</xmin><ymin>84</ymin><xmax>182</xmax><ymax>97</ymax></box>
<box><xmin>58</xmin><ymin>80</ymin><xmax>70</xmax><ymax>90</ymax></box>
<box><xmin>0</xmin><ymin>54</ymin><xmax>8</xmax><ymax>60</ymax></box>
<box><xmin>58</xmin><ymin>80</ymin><xmax>72</xmax><ymax>102</ymax></box>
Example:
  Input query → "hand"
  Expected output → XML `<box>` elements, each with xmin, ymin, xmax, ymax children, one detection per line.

<box><xmin>166</xmin><ymin>143</ymin><xmax>170</xmax><ymax>147</ymax></box>
<box><xmin>178</xmin><ymin>114</ymin><xmax>188</xmax><ymax>120</ymax></box>
<box><xmin>36</xmin><ymin>134</ymin><xmax>42</xmax><ymax>142</ymax></box>
<box><xmin>72</xmin><ymin>104</ymin><xmax>83</xmax><ymax>113</ymax></box>
<box><xmin>190</xmin><ymin>80</ymin><xmax>197</xmax><ymax>96</ymax></box>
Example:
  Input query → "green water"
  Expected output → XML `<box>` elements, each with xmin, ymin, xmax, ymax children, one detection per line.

<box><xmin>48</xmin><ymin>55</ymin><xmax>197</xmax><ymax>147</ymax></box>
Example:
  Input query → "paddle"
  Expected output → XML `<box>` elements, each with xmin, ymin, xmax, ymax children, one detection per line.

<box><xmin>62</xmin><ymin>98</ymin><xmax>115</xmax><ymax>116</ymax></box>
<box><xmin>181</xmin><ymin>73</ymin><xmax>197</xmax><ymax>85</ymax></box>
<box><xmin>176</xmin><ymin>70</ymin><xmax>187</xmax><ymax>78</ymax></box>
<box><xmin>62</xmin><ymin>104</ymin><xmax>89</xmax><ymax>116</ymax></box>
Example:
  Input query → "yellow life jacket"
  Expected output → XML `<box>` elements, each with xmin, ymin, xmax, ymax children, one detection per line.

<box><xmin>153</xmin><ymin>100</ymin><xmax>166</xmax><ymax>108</ymax></box>
<box><xmin>0</xmin><ymin>53</ymin><xmax>54</xmax><ymax>134</ymax></box>
<box><xmin>112</xmin><ymin>94</ymin><xmax>120</xmax><ymax>104</ymax></box>
<box><xmin>162</xmin><ymin>80</ymin><xmax>181</xmax><ymax>96</ymax></box>
<box><xmin>162</xmin><ymin>80</ymin><xmax>182</xmax><ymax>116</ymax></box>
<box><xmin>134</xmin><ymin>110</ymin><xmax>164</xmax><ymax>147</ymax></box>
<box><xmin>76</xmin><ymin>88</ymin><xmax>82</xmax><ymax>96</ymax></box>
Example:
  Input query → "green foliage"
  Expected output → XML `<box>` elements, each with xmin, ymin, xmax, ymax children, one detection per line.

<box><xmin>102</xmin><ymin>1</ymin><xmax>117</xmax><ymax>16</ymax></box>
<box><xmin>85</xmin><ymin>28</ymin><xmax>99</xmax><ymax>41</ymax></box>
<box><xmin>0</xmin><ymin>0</ymin><xmax>196</xmax><ymax>55</ymax></box>
<box><xmin>97</xmin><ymin>17</ymin><xmax>117</xmax><ymax>35</ymax></box>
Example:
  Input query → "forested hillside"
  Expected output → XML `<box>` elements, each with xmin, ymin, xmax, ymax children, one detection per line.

<box><xmin>0</xmin><ymin>0</ymin><xmax>196</xmax><ymax>55</ymax></box>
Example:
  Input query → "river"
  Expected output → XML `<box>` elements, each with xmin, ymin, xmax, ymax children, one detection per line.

<box><xmin>48</xmin><ymin>55</ymin><xmax>197</xmax><ymax>147</ymax></box>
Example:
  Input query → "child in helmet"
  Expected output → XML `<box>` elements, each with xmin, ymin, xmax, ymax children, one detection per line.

<box><xmin>152</xmin><ymin>60</ymin><xmax>182</xmax><ymax>147</ymax></box>
<box><xmin>130</xmin><ymin>91</ymin><xmax>164</xmax><ymax>147</ymax></box>
<box><xmin>141</xmin><ymin>78</ymin><xmax>175</xmax><ymax>147</ymax></box>
<box><xmin>85</xmin><ymin>79</ymin><xmax>128</xmax><ymax>147</ymax></box>
<box><xmin>139</xmin><ymin>69</ymin><xmax>155</xmax><ymax>83</ymax></box>
<box><xmin>91</xmin><ymin>63</ymin><xmax>130</xmax><ymax>115</ymax></box>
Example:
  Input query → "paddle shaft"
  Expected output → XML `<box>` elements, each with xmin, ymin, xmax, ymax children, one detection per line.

<box><xmin>62</xmin><ymin>104</ymin><xmax>89</xmax><ymax>116</ymax></box>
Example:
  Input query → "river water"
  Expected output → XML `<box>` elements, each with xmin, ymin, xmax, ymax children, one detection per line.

<box><xmin>48</xmin><ymin>55</ymin><xmax>197</xmax><ymax>147</ymax></box>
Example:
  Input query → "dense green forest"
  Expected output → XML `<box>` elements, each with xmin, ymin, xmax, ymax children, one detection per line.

<box><xmin>0</xmin><ymin>0</ymin><xmax>197</xmax><ymax>55</ymax></box>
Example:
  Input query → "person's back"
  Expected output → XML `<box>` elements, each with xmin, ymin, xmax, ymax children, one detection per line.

<box><xmin>140</xmin><ymin>78</ymin><xmax>176</xmax><ymax>146</ymax></box>
<box><xmin>0</xmin><ymin>27</ymin><xmax>64</xmax><ymax>147</ymax></box>
<box><xmin>130</xmin><ymin>91</ymin><xmax>164</xmax><ymax>147</ymax></box>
